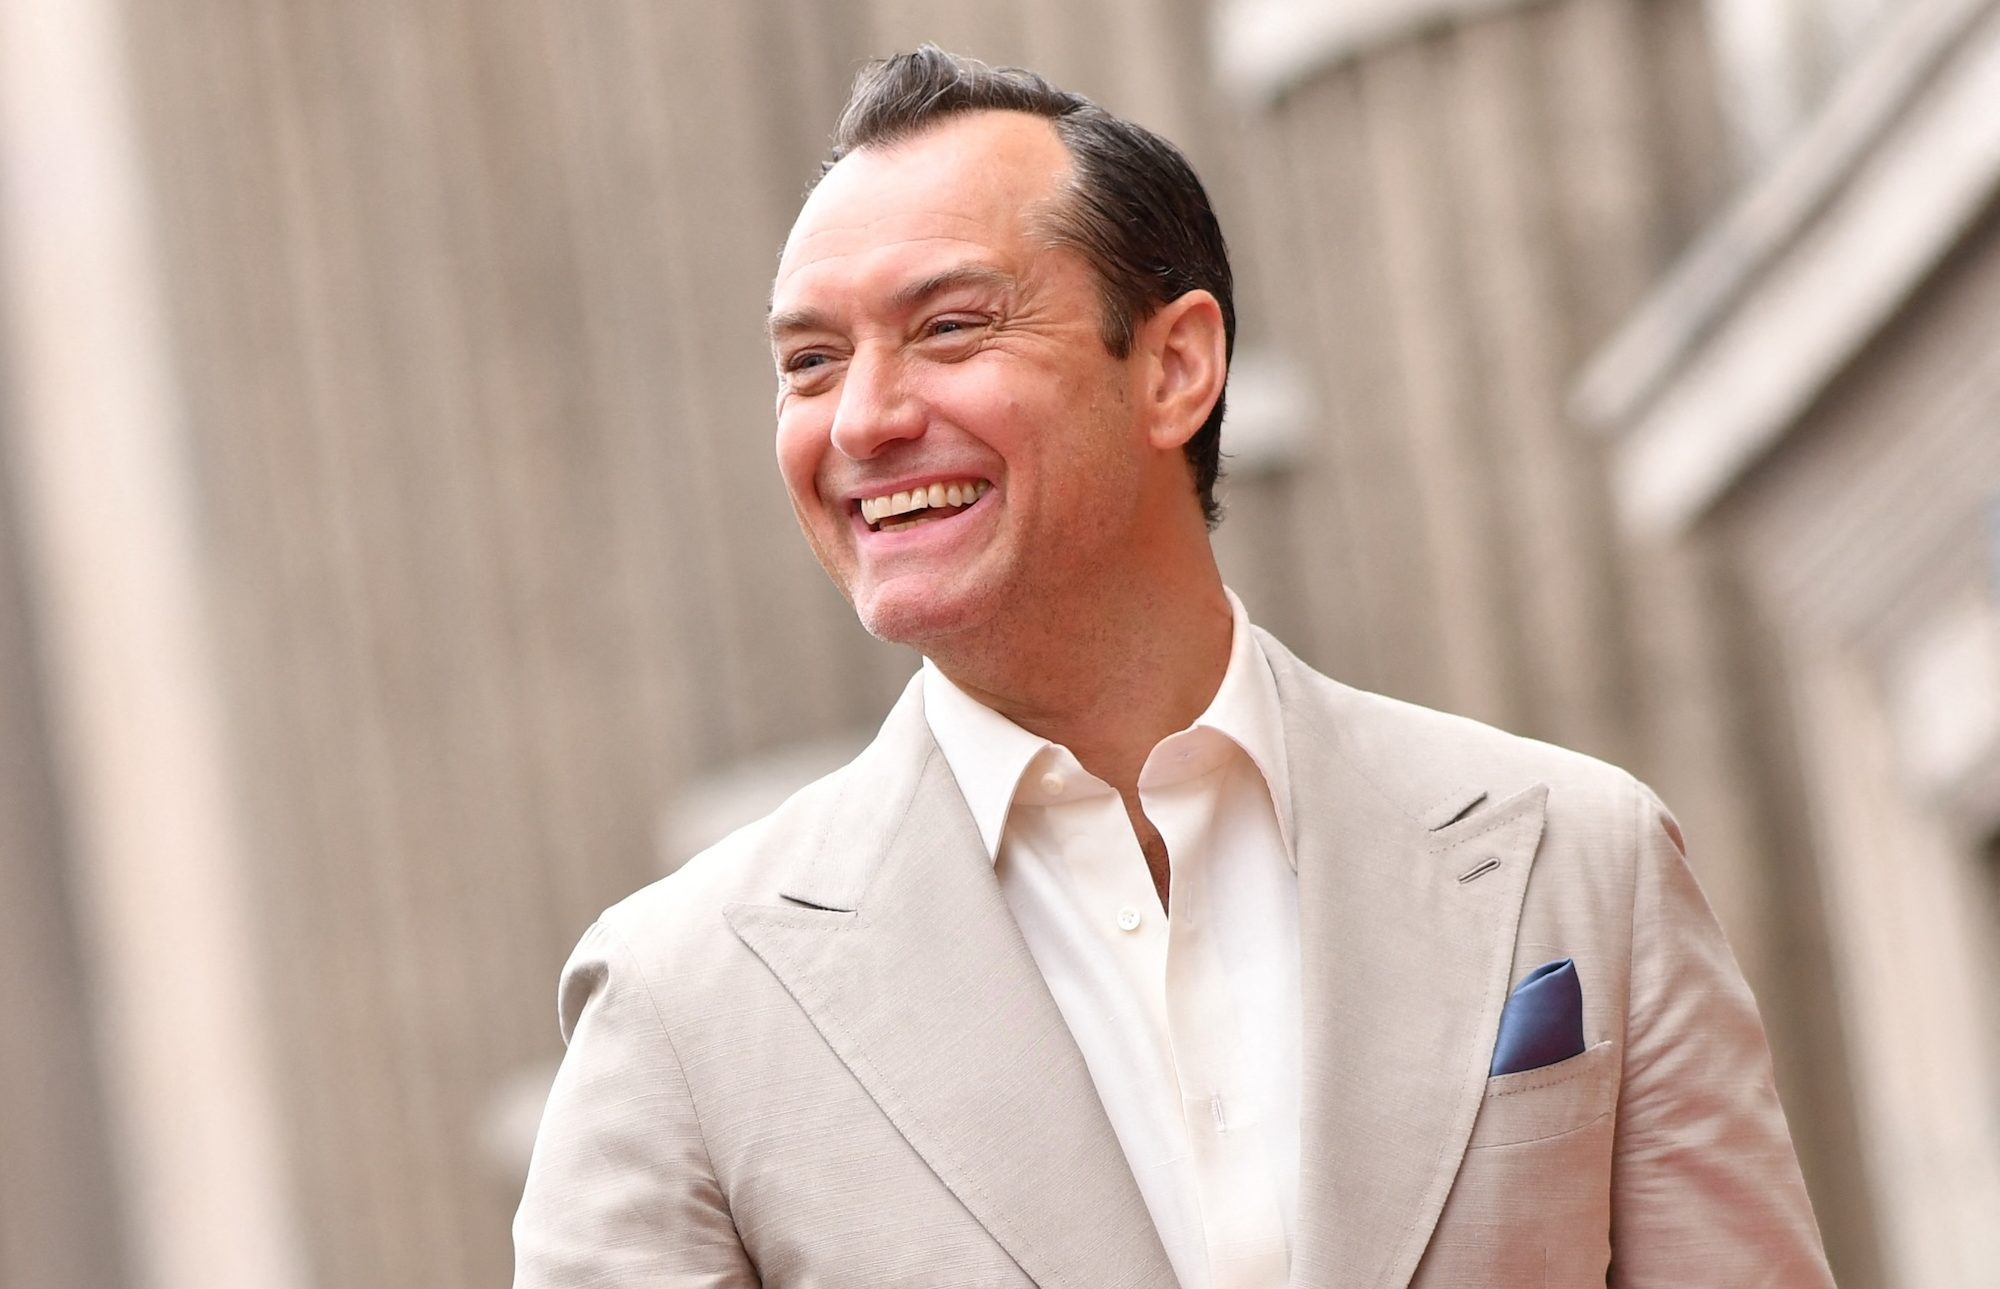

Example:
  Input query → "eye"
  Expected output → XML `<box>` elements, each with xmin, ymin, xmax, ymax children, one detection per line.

<box><xmin>777</xmin><ymin>349</ymin><xmax>842</xmax><ymax>397</ymax></box>
<box><xmin>923</xmin><ymin>314</ymin><xmax>989</xmax><ymax>343</ymax></box>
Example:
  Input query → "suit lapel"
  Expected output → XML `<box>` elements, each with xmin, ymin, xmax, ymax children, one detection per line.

<box><xmin>1265</xmin><ymin>641</ymin><xmax>1547</xmax><ymax>1289</ymax></box>
<box><xmin>725</xmin><ymin>686</ymin><xmax>1175</xmax><ymax>1289</ymax></box>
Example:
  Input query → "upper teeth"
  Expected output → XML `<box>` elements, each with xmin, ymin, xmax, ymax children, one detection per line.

<box><xmin>859</xmin><ymin>479</ymin><xmax>990</xmax><ymax>525</ymax></box>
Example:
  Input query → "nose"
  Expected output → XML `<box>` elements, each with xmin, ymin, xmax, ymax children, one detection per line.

<box><xmin>829</xmin><ymin>349</ymin><xmax>924</xmax><ymax>460</ymax></box>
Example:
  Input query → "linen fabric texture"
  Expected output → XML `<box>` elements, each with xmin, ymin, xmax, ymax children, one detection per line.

<box><xmin>512</xmin><ymin>631</ymin><xmax>1836</xmax><ymax>1288</ymax></box>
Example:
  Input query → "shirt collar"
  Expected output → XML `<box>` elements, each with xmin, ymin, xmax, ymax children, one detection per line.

<box><xmin>921</xmin><ymin>588</ymin><xmax>1295</xmax><ymax>866</ymax></box>
<box><xmin>1195</xmin><ymin>588</ymin><xmax>1296</xmax><ymax>859</ymax></box>
<box><xmin>921</xmin><ymin>654</ymin><xmax>1052</xmax><ymax>861</ymax></box>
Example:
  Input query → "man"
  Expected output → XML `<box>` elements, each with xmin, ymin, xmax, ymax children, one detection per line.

<box><xmin>514</xmin><ymin>47</ymin><xmax>1835</xmax><ymax>1288</ymax></box>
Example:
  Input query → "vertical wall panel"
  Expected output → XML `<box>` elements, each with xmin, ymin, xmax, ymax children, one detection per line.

<box><xmin>0</xmin><ymin>429</ymin><xmax>130</xmax><ymax>1289</ymax></box>
<box><xmin>1265</xmin><ymin>70</ymin><xmax>1451</xmax><ymax>701</ymax></box>
<box><xmin>1360</xmin><ymin>36</ymin><xmax>1532</xmax><ymax>727</ymax></box>
<box><xmin>1449</xmin><ymin>16</ymin><xmax>1601</xmax><ymax>747</ymax></box>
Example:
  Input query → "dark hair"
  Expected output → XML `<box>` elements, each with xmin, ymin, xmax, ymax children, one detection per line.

<box><xmin>821</xmin><ymin>46</ymin><xmax>1234</xmax><ymax>528</ymax></box>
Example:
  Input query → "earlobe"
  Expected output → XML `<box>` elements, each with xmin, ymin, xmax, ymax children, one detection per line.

<box><xmin>1144</xmin><ymin>290</ymin><xmax>1227</xmax><ymax>451</ymax></box>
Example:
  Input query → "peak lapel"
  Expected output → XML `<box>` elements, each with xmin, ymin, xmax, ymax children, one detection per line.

<box><xmin>1266</xmin><ymin>649</ymin><xmax>1547</xmax><ymax>1289</ymax></box>
<box><xmin>725</xmin><ymin>703</ymin><xmax>1174</xmax><ymax>1289</ymax></box>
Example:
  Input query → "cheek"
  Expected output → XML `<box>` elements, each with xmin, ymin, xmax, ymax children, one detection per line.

<box><xmin>924</xmin><ymin>369</ymin><xmax>1030</xmax><ymax>456</ymax></box>
<box><xmin>774</xmin><ymin>406</ymin><xmax>828</xmax><ymax>503</ymax></box>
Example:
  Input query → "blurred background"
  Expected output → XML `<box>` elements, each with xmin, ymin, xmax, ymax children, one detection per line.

<box><xmin>3</xmin><ymin>0</ymin><xmax>1998</xmax><ymax>1286</ymax></box>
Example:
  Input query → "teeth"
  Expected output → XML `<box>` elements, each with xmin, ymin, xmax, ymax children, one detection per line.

<box><xmin>858</xmin><ymin>478</ymin><xmax>989</xmax><ymax>527</ymax></box>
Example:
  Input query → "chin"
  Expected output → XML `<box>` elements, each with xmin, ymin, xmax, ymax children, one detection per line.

<box><xmin>850</xmin><ymin>577</ymin><xmax>1000</xmax><ymax>650</ymax></box>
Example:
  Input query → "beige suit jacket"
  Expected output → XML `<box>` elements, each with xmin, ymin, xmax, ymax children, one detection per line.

<box><xmin>514</xmin><ymin>632</ymin><xmax>1835</xmax><ymax>1287</ymax></box>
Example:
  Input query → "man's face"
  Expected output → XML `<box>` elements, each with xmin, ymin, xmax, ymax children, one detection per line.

<box><xmin>769</xmin><ymin>111</ymin><xmax>1154</xmax><ymax>649</ymax></box>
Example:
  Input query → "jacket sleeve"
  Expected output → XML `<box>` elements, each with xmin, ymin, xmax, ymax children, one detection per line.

<box><xmin>513</xmin><ymin>919</ymin><xmax>760</xmax><ymax>1288</ymax></box>
<box><xmin>1608</xmin><ymin>784</ymin><xmax>1836</xmax><ymax>1287</ymax></box>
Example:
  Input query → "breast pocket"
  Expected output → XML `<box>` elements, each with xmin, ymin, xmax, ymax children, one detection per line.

<box><xmin>1467</xmin><ymin>1038</ymin><xmax>1618</xmax><ymax>1149</ymax></box>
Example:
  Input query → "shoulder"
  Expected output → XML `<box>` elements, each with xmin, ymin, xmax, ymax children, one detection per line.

<box><xmin>1258</xmin><ymin>627</ymin><xmax>1656</xmax><ymax>829</ymax></box>
<box><xmin>591</xmin><ymin>751</ymin><xmax>852</xmax><ymax>962</ymax></box>
<box><xmin>552</xmin><ymin>747</ymin><xmax>886</xmax><ymax>1048</ymax></box>
<box><xmin>586</xmin><ymin>672</ymin><xmax>934</xmax><ymax>979</ymax></box>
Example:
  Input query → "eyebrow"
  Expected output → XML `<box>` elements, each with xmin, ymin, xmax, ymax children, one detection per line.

<box><xmin>766</xmin><ymin>264</ymin><xmax>1018</xmax><ymax>344</ymax></box>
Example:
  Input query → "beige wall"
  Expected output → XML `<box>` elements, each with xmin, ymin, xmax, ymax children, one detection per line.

<box><xmin>0</xmin><ymin>0</ymin><xmax>1908</xmax><ymax>1284</ymax></box>
<box><xmin>0</xmin><ymin>428</ymin><xmax>131</xmax><ymax>1289</ymax></box>
<box><xmin>1713</xmin><ymin>204</ymin><xmax>2000</xmax><ymax>1289</ymax></box>
<box><xmin>1584</xmin><ymin>3</ymin><xmax>2000</xmax><ymax>1284</ymax></box>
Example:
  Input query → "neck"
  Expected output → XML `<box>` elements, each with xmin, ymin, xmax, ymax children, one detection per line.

<box><xmin>927</xmin><ymin>560</ymin><xmax>1233</xmax><ymax>798</ymax></box>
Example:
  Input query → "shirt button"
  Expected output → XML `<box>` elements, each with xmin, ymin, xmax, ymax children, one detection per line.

<box><xmin>1039</xmin><ymin>771</ymin><xmax>1065</xmax><ymax>796</ymax></box>
<box><xmin>1116</xmin><ymin>906</ymin><xmax>1142</xmax><ymax>932</ymax></box>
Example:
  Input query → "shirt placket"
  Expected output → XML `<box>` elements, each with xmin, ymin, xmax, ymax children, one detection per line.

<box><xmin>1148</xmin><ymin>741</ymin><xmax>1290</xmax><ymax>1289</ymax></box>
<box><xmin>1071</xmin><ymin>797</ymin><xmax>1176</xmax><ymax>1068</ymax></box>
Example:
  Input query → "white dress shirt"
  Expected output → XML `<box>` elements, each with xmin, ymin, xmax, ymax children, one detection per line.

<box><xmin>922</xmin><ymin>590</ymin><xmax>1299</xmax><ymax>1289</ymax></box>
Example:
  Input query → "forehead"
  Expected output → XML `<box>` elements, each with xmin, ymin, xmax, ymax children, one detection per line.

<box><xmin>772</xmin><ymin>112</ymin><xmax>1073</xmax><ymax>311</ymax></box>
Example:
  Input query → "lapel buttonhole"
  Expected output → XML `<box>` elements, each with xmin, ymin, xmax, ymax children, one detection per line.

<box><xmin>1456</xmin><ymin>857</ymin><xmax>1501</xmax><ymax>884</ymax></box>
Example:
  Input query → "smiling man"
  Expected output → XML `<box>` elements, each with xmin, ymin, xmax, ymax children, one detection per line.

<box><xmin>514</xmin><ymin>48</ymin><xmax>1837</xmax><ymax>1289</ymax></box>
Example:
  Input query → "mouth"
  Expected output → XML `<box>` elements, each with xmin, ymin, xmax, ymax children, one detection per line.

<box><xmin>855</xmin><ymin>478</ymin><xmax>991</xmax><ymax>533</ymax></box>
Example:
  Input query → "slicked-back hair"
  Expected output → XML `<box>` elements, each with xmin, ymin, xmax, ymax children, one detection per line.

<box><xmin>820</xmin><ymin>46</ymin><xmax>1234</xmax><ymax>528</ymax></box>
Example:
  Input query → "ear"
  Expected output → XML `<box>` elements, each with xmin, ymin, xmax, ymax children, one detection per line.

<box><xmin>1138</xmin><ymin>290</ymin><xmax>1227</xmax><ymax>452</ymax></box>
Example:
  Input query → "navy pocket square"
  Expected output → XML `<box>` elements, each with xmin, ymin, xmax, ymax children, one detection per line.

<box><xmin>1489</xmin><ymin>958</ymin><xmax>1585</xmax><ymax>1076</ymax></box>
